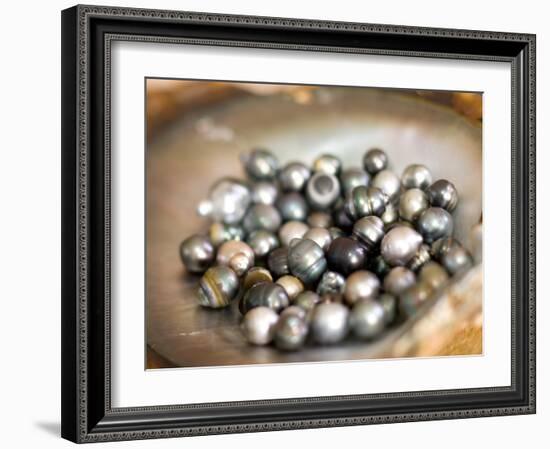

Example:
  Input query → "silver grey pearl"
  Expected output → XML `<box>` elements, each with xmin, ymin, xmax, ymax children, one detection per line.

<box><xmin>241</xmin><ymin>148</ymin><xmax>279</xmax><ymax>180</ymax></box>
<box><xmin>243</xmin><ymin>204</ymin><xmax>282</xmax><ymax>233</ymax></box>
<box><xmin>350</xmin><ymin>300</ymin><xmax>386</xmax><ymax>340</ymax></box>
<box><xmin>251</xmin><ymin>181</ymin><xmax>279</xmax><ymax>205</ymax></box>
<box><xmin>241</xmin><ymin>307</ymin><xmax>279</xmax><ymax>345</ymax></box>
<box><xmin>416</xmin><ymin>207</ymin><xmax>454</xmax><ymax>244</ymax></box>
<box><xmin>399</xmin><ymin>188</ymin><xmax>429</xmax><ymax>222</ymax></box>
<box><xmin>276</xmin><ymin>275</ymin><xmax>304</xmax><ymax>301</ymax></box>
<box><xmin>317</xmin><ymin>271</ymin><xmax>346</xmax><ymax>296</ymax></box>
<box><xmin>381</xmin><ymin>202</ymin><xmax>399</xmax><ymax>227</ymax></box>
<box><xmin>340</xmin><ymin>167</ymin><xmax>370</xmax><ymax>196</ymax></box>
<box><xmin>401</xmin><ymin>164</ymin><xmax>433</xmax><ymax>190</ymax></box>
<box><xmin>310</xmin><ymin>303</ymin><xmax>349</xmax><ymax>344</ymax></box>
<box><xmin>278</xmin><ymin>221</ymin><xmax>309</xmax><ymax>247</ymax></box>
<box><xmin>383</xmin><ymin>267</ymin><xmax>416</xmax><ymax>297</ymax></box>
<box><xmin>241</xmin><ymin>282</ymin><xmax>290</xmax><ymax>314</ymax></box>
<box><xmin>344</xmin><ymin>186</ymin><xmax>387</xmax><ymax>220</ymax></box>
<box><xmin>294</xmin><ymin>291</ymin><xmax>322</xmax><ymax>311</ymax></box>
<box><xmin>274</xmin><ymin>314</ymin><xmax>308</xmax><ymax>351</ymax></box>
<box><xmin>280</xmin><ymin>305</ymin><xmax>308</xmax><ymax>321</ymax></box>
<box><xmin>196</xmin><ymin>266</ymin><xmax>240</xmax><ymax>308</ymax></box>
<box><xmin>179</xmin><ymin>235</ymin><xmax>215</xmax><ymax>273</ymax></box>
<box><xmin>378</xmin><ymin>293</ymin><xmax>397</xmax><ymax>325</ymax></box>
<box><xmin>440</xmin><ymin>244</ymin><xmax>473</xmax><ymax>275</ymax></box>
<box><xmin>216</xmin><ymin>240</ymin><xmax>255</xmax><ymax>276</ymax></box>
<box><xmin>363</xmin><ymin>148</ymin><xmax>388</xmax><ymax>175</ymax></box>
<box><xmin>352</xmin><ymin>216</ymin><xmax>385</xmax><ymax>252</ymax></box>
<box><xmin>381</xmin><ymin>226</ymin><xmax>423</xmax><ymax>267</ymax></box>
<box><xmin>344</xmin><ymin>270</ymin><xmax>380</xmax><ymax>306</ymax></box>
<box><xmin>276</xmin><ymin>192</ymin><xmax>309</xmax><ymax>222</ymax></box>
<box><xmin>407</xmin><ymin>243</ymin><xmax>431</xmax><ymax>272</ymax></box>
<box><xmin>305</xmin><ymin>172</ymin><xmax>341</xmax><ymax>210</ymax></box>
<box><xmin>426</xmin><ymin>179</ymin><xmax>459</xmax><ymax>212</ymax></box>
<box><xmin>303</xmin><ymin>227</ymin><xmax>333</xmax><ymax>252</ymax></box>
<box><xmin>197</xmin><ymin>178</ymin><xmax>251</xmax><ymax>224</ymax></box>
<box><xmin>288</xmin><ymin>238</ymin><xmax>327</xmax><ymax>285</ymax></box>
<box><xmin>418</xmin><ymin>261</ymin><xmax>449</xmax><ymax>291</ymax></box>
<box><xmin>278</xmin><ymin>162</ymin><xmax>311</xmax><ymax>192</ymax></box>
<box><xmin>313</xmin><ymin>154</ymin><xmax>342</xmax><ymax>176</ymax></box>
<box><xmin>399</xmin><ymin>281</ymin><xmax>433</xmax><ymax>318</ymax></box>
<box><xmin>208</xmin><ymin>222</ymin><xmax>245</xmax><ymax>248</ymax></box>
<box><xmin>267</xmin><ymin>247</ymin><xmax>290</xmax><ymax>278</ymax></box>
<box><xmin>372</xmin><ymin>169</ymin><xmax>401</xmax><ymax>204</ymax></box>
<box><xmin>246</xmin><ymin>230</ymin><xmax>279</xmax><ymax>260</ymax></box>
<box><xmin>307</xmin><ymin>212</ymin><xmax>333</xmax><ymax>229</ymax></box>
<box><xmin>468</xmin><ymin>222</ymin><xmax>483</xmax><ymax>264</ymax></box>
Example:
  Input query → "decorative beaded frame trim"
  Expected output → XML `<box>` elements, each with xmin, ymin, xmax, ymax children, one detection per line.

<box><xmin>71</xmin><ymin>4</ymin><xmax>536</xmax><ymax>442</ymax></box>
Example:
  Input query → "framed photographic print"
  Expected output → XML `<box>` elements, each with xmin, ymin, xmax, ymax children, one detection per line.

<box><xmin>61</xmin><ymin>4</ymin><xmax>536</xmax><ymax>443</ymax></box>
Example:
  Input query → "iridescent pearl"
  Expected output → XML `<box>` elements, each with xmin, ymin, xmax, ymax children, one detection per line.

<box><xmin>208</xmin><ymin>222</ymin><xmax>246</xmax><ymax>248</ymax></box>
<box><xmin>228</xmin><ymin>252</ymin><xmax>254</xmax><ymax>277</ymax></box>
<box><xmin>426</xmin><ymin>179</ymin><xmax>459</xmax><ymax>212</ymax></box>
<box><xmin>352</xmin><ymin>216</ymin><xmax>385</xmax><ymax>252</ymax></box>
<box><xmin>241</xmin><ymin>148</ymin><xmax>279</xmax><ymax>181</ymax></box>
<box><xmin>305</xmin><ymin>172</ymin><xmax>341</xmax><ymax>210</ymax></box>
<box><xmin>251</xmin><ymin>181</ymin><xmax>279</xmax><ymax>205</ymax></box>
<box><xmin>242</xmin><ymin>204</ymin><xmax>282</xmax><ymax>233</ymax></box>
<box><xmin>288</xmin><ymin>238</ymin><xmax>327</xmax><ymax>285</ymax></box>
<box><xmin>196</xmin><ymin>266</ymin><xmax>239</xmax><ymax>308</ymax></box>
<box><xmin>332</xmin><ymin>204</ymin><xmax>355</xmax><ymax>231</ymax></box>
<box><xmin>278</xmin><ymin>221</ymin><xmax>309</xmax><ymax>247</ymax></box>
<box><xmin>278</xmin><ymin>162</ymin><xmax>311</xmax><ymax>192</ymax></box>
<box><xmin>179</xmin><ymin>235</ymin><xmax>215</xmax><ymax>273</ymax></box>
<box><xmin>344</xmin><ymin>270</ymin><xmax>380</xmax><ymax>306</ymax></box>
<box><xmin>197</xmin><ymin>178</ymin><xmax>251</xmax><ymax>224</ymax></box>
<box><xmin>317</xmin><ymin>271</ymin><xmax>346</xmax><ymax>296</ymax></box>
<box><xmin>399</xmin><ymin>281</ymin><xmax>434</xmax><ymax>318</ymax></box>
<box><xmin>416</xmin><ymin>207</ymin><xmax>454</xmax><ymax>244</ymax></box>
<box><xmin>279</xmin><ymin>305</ymin><xmax>308</xmax><ymax>321</ymax></box>
<box><xmin>399</xmin><ymin>188</ymin><xmax>429</xmax><ymax>222</ymax></box>
<box><xmin>440</xmin><ymin>244</ymin><xmax>473</xmax><ymax>275</ymax></box>
<box><xmin>241</xmin><ymin>282</ymin><xmax>290</xmax><ymax>314</ymax></box>
<box><xmin>401</xmin><ymin>164</ymin><xmax>433</xmax><ymax>190</ymax></box>
<box><xmin>267</xmin><ymin>247</ymin><xmax>290</xmax><ymax>278</ymax></box>
<box><xmin>378</xmin><ymin>293</ymin><xmax>397</xmax><ymax>325</ymax></box>
<box><xmin>216</xmin><ymin>240</ymin><xmax>255</xmax><ymax>276</ymax></box>
<box><xmin>407</xmin><ymin>243</ymin><xmax>431</xmax><ymax>272</ymax></box>
<box><xmin>350</xmin><ymin>299</ymin><xmax>386</xmax><ymax>339</ymax></box>
<box><xmin>381</xmin><ymin>202</ymin><xmax>399</xmax><ymax>227</ymax></box>
<box><xmin>372</xmin><ymin>169</ymin><xmax>401</xmax><ymax>203</ymax></box>
<box><xmin>294</xmin><ymin>291</ymin><xmax>322</xmax><ymax>311</ymax></box>
<box><xmin>276</xmin><ymin>192</ymin><xmax>309</xmax><ymax>222</ymax></box>
<box><xmin>383</xmin><ymin>267</ymin><xmax>416</xmax><ymax>297</ymax></box>
<box><xmin>418</xmin><ymin>261</ymin><xmax>449</xmax><ymax>291</ymax></box>
<box><xmin>313</xmin><ymin>154</ymin><xmax>342</xmax><ymax>176</ymax></box>
<box><xmin>303</xmin><ymin>227</ymin><xmax>333</xmax><ymax>252</ymax></box>
<box><xmin>241</xmin><ymin>307</ymin><xmax>279</xmax><ymax>345</ymax></box>
<box><xmin>310</xmin><ymin>303</ymin><xmax>349</xmax><ymax>344</ymax></box>
<box><xmin>246</xmin><ymin>230</ymin><xmax>279</xmax><ymax>260</ymax></box>
<box><xmin>327</xmin><ymin>237</ymin><xmax>367</xmax><ymax>276</ymax></box>
<box><xmin>276</xmin><ymin>275</ymin><xmax>304</xmax><ymax>301</ymax></box>
<box><xmin>340</xmin><ymin>167</ymin><xmax>370</xmax><ymax>196</ymax></box>
<box><xmin>274</xmin><ymin>314</ymin><xmax>308</xmax><ymax>351</ymax></box>
<box><xmin>344</xmin><ymin>186</ymin><xmax>387</xmax><ymax>220</ymax></box>
<box><xmin>307</xmin><ymin>211</ymin><xmax>333</xmax><ymax>229</ymax></box>
<box><xmin>363</xmin><ymin>148</ymin><xmax>388</xmax><ymax>175</ymax></box>
<box><xmin>242</xmin><ymin>266</ymin><xmax>273</xmax><ymax>292</ymax></box>
<box><xmin>381</xmin><ymin>226</ymin><xmax>423</xmax><ymax>267</ymax></box>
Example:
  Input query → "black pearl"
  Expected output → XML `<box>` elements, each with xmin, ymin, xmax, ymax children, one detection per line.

<box><xmin>401</xmin><ymin>164</ymin><xmax>432</xmax><ymax>190</ymax></box>
<box><xmin>241</xmin><ymin>148</ymin><xmax>279</xmax><ymax>181</ymax></box>
<box><xmin>276</xmin><ymin>192</ymin><xmax>309</xmax><ymax>222</ymax></box>
<box><xmin>288</xmin><ymin>238</ymin><xmax>327</xmax><ymax>285</ymax></box>
<box><xmin>305</xmin><ymin>172</ymin><xmax>341</xmax><ymax>210</ymax></box>
<box><xmin>251</xmin><ymin>181</ymin><xmax>279</xmax><ymax>205</ymax></box>
<box><xmin>208</xmin><ymin>222</ymin><xmax>246</xmax><ymax>248</ymax></box>
<box><xmin>241</xmin><ymin>282</ymin><xmax>290</xmax><ymax>314</ymax></box>
<box><xmin>383</xmin><ymin>267</ymin><xmax>416</xmax><ymax>297</ymax></box>
<box><xmin>307</xmin><ymin>211</ymin><xmax>333</xmax><ymax>228</ymax></box>
<box><xmin>196</xmin><ymin>266</ymin><xmax>240</xmax><ymax>308</ymax></box>
<box><xmin>274</xmin><ymin>314</ymin><xmax>308</xmax><ymax>351</ymax></box>
<box><xmin>363</xmin><ymin>148</ymin><xmax>388</xmax><ymax>175</ymax></box>
<box><xmin>340</xmin><ymin>167</ymin><xmax>370</xmax><ymax>196</ymax></box>
<box><xmin>344</xmin><ymin>186</ymin><xmax>387</xmax><ymax>220</ymax></box>
<box><xmin>350</xmin><ymin>299</ymin><xmax>386</xmax><ymax>340</ymax></box>
<box><xmin>313</xmin><ymin>154</ymin><xmax>342</xmax><ymax>176</ymax></box>
<box><xmin>426</xmin><ymin>179</ymin><xmax>458</xmax><ymax>212</ymax></box>
<box><xmin>399</xmin><ymin>281</ymin><xmax>434</xmax><ymax>318</ymax></box>
<box><xmin>369</xmin><ymin>254</ymin><xmax>391</xmax><ymax>278</ymax></box>
<box><xmin>381</xmin><ymin>226</ymin><xmax>423</xmax><ymax>267</ymax></box>
<box><xmin>243</xmin><ymin>204</ymin><xmax>282</xmax><ymax>233</ymax></box>
<box><xmin>179</xmin><ymin>234</ymin><xmax>215</xmax><ymax>273</ymax></box>
<box><xmin>246</xmin><ymin>230</ymin><xmax>279</xmax><ymax>260</ymax></box>
<box><xmin>416</xmin><ymin>207</ymin><xmax>454</xmax><ymax>244</ymax></box>
<box><xmin>327</xmin><ymin>237</ymin><xmax>367</xmax><ymax>276</ymax></box>
<box><xmin>317</xmin><ymin>271</ymin><xmax>346</xmax><ymax>296</ymax></box>
<box><xmin>372</xmin><ymin>169</ymin><xmax>401</xmax><ymax>204</ymax></box>
<box><xmin>310</xmin><ymin>303</ymin><xmax>349</xmax><ymax>344</ymax></box>
<box><xmin>378</xmin><ymin>293</ymin><xmax>397</xmax><ymax>325</ymax></box>
<box><xmin>352</xmin><ymin>216</ymin><xmax>385</xmax><ymax>252</ymax></box>
<box><xmin>267</xmin><ymin>247</ymin><xmax>290</xmax><ymax>278</ymax></box>
<box><xmin>332</xmin><ymin>204</ymin><xmax>355</xmax><ymax>232</ymax></box>
<box><xmin>278</xmin><ymin>162</ymin><xmax>311</xmax><ymax>192</ymax></box>
<box><xmin>407</xmin><ymin>243</ymin><xmax>431</xmax><ymax>272</ymax></box>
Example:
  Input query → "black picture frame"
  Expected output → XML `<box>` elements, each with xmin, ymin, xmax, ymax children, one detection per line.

<box><xmin>61</xmin><ymin>4</ymin><xmax>536</xmax><ymax>443</ymax></box>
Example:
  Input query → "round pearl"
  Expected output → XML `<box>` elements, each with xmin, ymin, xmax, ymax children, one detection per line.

<box><xmin>418</xmin><ymin>261</ymin><xmax>448</xmax><ymax>291</ymax></box>
<box><xmin>310</xmin><ymin>303</ymin><xmax>349</xmax><ymax>344</ymax></box>
<box><xmin>276</xmin><ymin>275</ymin><xmax>304</xmax><ymax>301</ymax></box>
<box><xmin>344</xmin><ymin>186</ymin><xmax>387</xmax><ymax>220</ymax></box>
<box><xmin>241</xmin><ymin>148</ymin><xmax>279</xmax><ymax>181</ymax></box>
<box><xmin>381</xmin><ymin>226</ymin><xmax>423</xmax><ymax>267</ymax></box>
<box><xmin>383</xmin><ymin>267</ymin><xmax>416</xmax><ymax>297</ymax></box>
<box><xmin>216</xmin><ymin>240</ymin><xmax>255</xmax><ymax>273</ymax></box>
<box><xmin>198</xmin><ymin>178</ymin><xmax>251</xmax><ymax>224</ymax></box>
<box><xmin>242</xmin><ymin>266</ymin><xmax>273</xmax><ymax>292</ymax></box>
<box><xmin>317</xmin><ymin>271</ymin><xmax>346</xmax><ymax>296</ymax></box>
<box><xmin>274</xmin><ymin>314</ymin><xmax>308</xmax><ymax>351</ymax></box>
<box><xmin>246</xmin><ymin>230</ymin><xmax>279</xmax><ymax>260</ymax></box>
<box><xmin>241</xmin><ymin>307</ymin><xmax>279</xmax><ymax>345</ymax></box>
<box><xmin>399</xmin><ymin>188</ymin><xmax>429</xmax><ymax>222</ymax></box>
<box><xmin>363</xmin><ymin>148</ymin><xmax>388</xmax><ymax>175</ymax></box>
<box><xmin>278</xmin><ymin>221</ymin><xmax>309</xmax><ymax>247</ymax></box>
<box><xmin>279</xmin><ymin>305</ymin><xmax>308</xmax><ymax>321</ymax></box>
<box><xmin>251</xmin><ymin>181</ymin><xmax>279</xmax><ymax>205</ymax></box>
<box><xmin>196</xmin><ymin>266</ymin><xmax>239</xmax><ymax>308</ymax></box>
<box><xmin>241</xmin><ymin>282</ymin><xmax>290</xmax><ymax>314</ymax></box>
<box><xmin>307</xmin><ymin>211</ymin><xmax>333</xmax><ymax>228</ymax></box>
<box><xmin>350</xmin><ymin>300</ymin><xmax>386</xmax><ymax>339</ymax></box>
<box><xmin>327</xmin><ymin>237</ymin><xmax>367</xmax><ymax>276</ymax></box>
<box><xmin>294</xmin><ymin>291</ymin><xmax>322</xmax><ymax>311</ymax></box>
<box><xmin>313</xmin><ymin>154</ymin><xmax>342</xmax><ymax>176</ymax></box>
<box><xmin>305</xmin><ymin>172</ymin><xmax>341</xmax><ymax>210</ymax></box>
<box><xmin>340</xmin><ymin>167</ymin><xmax>370</xmax><ymax>196</ymax></box>
<box><xmin>278</xmin><ymin>162</ymin><xmax>311</xmax><ymax>192</ymax></box>
<box><xmin>276</xmin><ymin>192</ymin><xmax>309</xmax><ymax>222</ymax></box>
<box><xmin>303</xmin><ymin>227</ymin><xmax>333</xmax><ymax>252</ymax></box>
<box><xmin>243</xmin><ymin>204</ymin><xmax>282</xmax><ymax>233</ymax></box>
<box><xmin>267</xmin><ymin>247</ymin><xmax>290</xmax><ymax>278</ymax></box>
<box><xmin>440</xmin><ymin>244</ymin><xmax>472</xmax><ymax>275</ymax></box>
<box><xmin>344</xmin><ymin>270</ymin><xmax>380</xmax><ymax>305</ymax></box>
<box><xmin>426</xmin><ymin>179</ymin><xmax>458</xmax><ymax>212</ymax></box>
<box><xmin>399</xmin><ymin>281</ymin><xmax>433</xmax><ymax>318</ymax></box>
<box><xmin>372</xmin><ymin>169</ymin><xmax>401</xmax><ymax>203</ymax></box>
<box><xmin>179</xmin><ymin>235</ymin><xmax>215</xmax><ymax>273</ymax></box>
<box><xmin>352</xmin><ymin>216</ymin><xmax>385</xmax><ymax>252</ymax></box>
<box><xmin>416</xmin><ymin>207</ymin><xmax>454</xmax><ymax>243</ymax></box>
<box><xmin>208</xmin><ymin>222</ymin><xmax>245</xmax><ymax>248</ymax></box>
<box><xmin>378</xmin><ymin>293</ymin><xmax>397</xmax><ymax>325</ymax></box>
<box><xmin>401</xmin><ymin>164</ymin><xmax>433</xmax><ymax>190</ymax></box>
<box><xmin>288</xmin><ymin>238</ymin><xmax>327</xmax><ymax>285</ymax></box>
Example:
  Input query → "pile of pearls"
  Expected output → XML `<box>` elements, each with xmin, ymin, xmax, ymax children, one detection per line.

<box><xmin>179</xmin><ymin>148</ymin><xmax>476</xmax><ymax>351</ymax></box>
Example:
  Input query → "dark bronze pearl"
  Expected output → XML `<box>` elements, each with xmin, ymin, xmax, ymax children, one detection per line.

<box><xmin>288</xmin><ymin>238</ymin><xmax>327</xmax><ymax>285</ymax></box>
<box><xmin>313</xmin><ymin>154</ymin><xmax>342</xmax><ymax>176</ymax></box>
<box><xmin>340</xmin><ymin>167</ymin><xmax>370</xmax><ymax>196</ymax></box>
<box><xmin>426</xmin><ymin>179</ymin><xmax>458</xmax><ymax>212</ymax></box>
<box><xmin>246</xmin><ymin>230</ymin><xmax>279</xmax><ymax>260</ymax></box>
<box><xmin>399</xmin><ymin>281</ymin><xmax>434</xmax><ymax>318</ymax></box>
<box><xmin>241</xmin><ymin>148</ymin><xmax>279</xmax><ymax>181</ymax></box>
<box><xmin>344</xmin><ymin>186</ymin><xmax>387</xmax><ymax>220</ymax></box>
<box><xmin>267</xmin><ymin>247</ymin><xmax>290</xmax><ymax>278</ymax></box>
<box><xmin>305</xmin><ymin>172</ymin><xmax>341</xmax><ymax>210</ymax></box>
<box><xmin>241</xmin><ymin>282</ymin><xmax>290</xmax><ymax>314</ymax></box>
<box><xmin>352</xmin><ymin>216</ymin><xmax>385</xmax><ymax>252</ymax></box>
<box><xmin>327</xmin><ymin>237</ymin><xmax>367</xmax><ymax>276</ymax></box>
<box><xmin>179</xmin><ymin>234</ymin><xmax>215</xmax><ymax>273</ymax></box>
<box><xmin>196</xmin><ymin>266</ymin><xmax>240</xmax><ymax>308</ymax></box>
<box><xmin>416</xmin><ymin>207</ymin><xmax>454</xmax><ymax>244</ymax></box>
<box><xmin>276</xmin><ymin>192</ymin><xmax>309</xmax><ymax>222</ymax></box>
<box><xmin>243</xmin><ymin>204</ymin><xmax>282</xmax><ymax>233</ymax></box>
<box><xmin>407</xmin><ymin>243</ymin><xmax>431</xmax><ymax>272</ymax></box>
<box><xmin>307</xmin><ymin>211</ymin><xmax>333</xmax><ymax>229</ymax></box>
<box><xmin>363</xmin><ymin>148</ymin><xmax>388</xmax><ymax>175</ymax></box>
<box><xmin>317</xmin><ymin>271</ymin><xmax>346</xmax><ymax>296</ymax></box>
<box><xmin>278</xmin><ymin>161</ymin><xmax>311</xmax><ymax>192</ymax></box>
<box><xmin>274</xmin><ymin>314</ymin><xmax>308</xmax><ymax>351</ymax></box>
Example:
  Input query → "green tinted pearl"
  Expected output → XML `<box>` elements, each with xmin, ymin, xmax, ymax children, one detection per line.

<box><xmin>340</xmin><ymin>167</ymin><xmax>370</xmax><ymax>195</ymax></box>
<box><xmin>241</xmin><ymin>282</ymin><xmax>290</xmax><ymax>314</ymax></box>
<box><xmin>344</xmin><ymin>186</ymin><xmax>387</xmax><ymax>220</ymax></box>
<box><xmin>288</xmin><ymin>238</ymin><xmax>327</xmax><ymax>285</ymax></box>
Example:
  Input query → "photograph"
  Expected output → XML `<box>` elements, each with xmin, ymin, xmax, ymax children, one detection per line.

<box><xmin>145</xmin><ymin>79</ymin><xmax>483</xmax><ymax>369</ymax></box>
